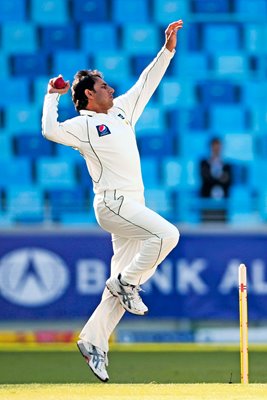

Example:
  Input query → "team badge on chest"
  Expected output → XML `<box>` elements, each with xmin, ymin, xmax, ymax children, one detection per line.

<box><xmin>96</xmin><ymin>124</ymin><xmax>111</xmax><ymax>137</ymax></box>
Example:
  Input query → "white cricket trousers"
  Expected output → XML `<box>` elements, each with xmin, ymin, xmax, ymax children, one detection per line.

<box><xmin>79</xmin><ymin>190</ymin><xmax>180</xmax><ymax>353</ymax></box>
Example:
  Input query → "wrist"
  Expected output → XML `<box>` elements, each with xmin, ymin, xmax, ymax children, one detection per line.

<box><xmin>165</xmin><ymin>42</ymin><xmax>176</xmax><ymax>52</ymax></box>
<box><xmin>164</xmin><ymin>46</ymin><xmax>176</xmax><ymax>55</ymax></box>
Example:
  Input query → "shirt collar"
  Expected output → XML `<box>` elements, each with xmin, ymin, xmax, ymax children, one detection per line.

<box><xmin>79</xmin><ymin>107</ymin><xmax>115</xmax><ymax>117</ymax></box>
<box><xmin>80</xmin><ymin>109</ymin><xmax>96</xmax><ymax>117</ymax></box>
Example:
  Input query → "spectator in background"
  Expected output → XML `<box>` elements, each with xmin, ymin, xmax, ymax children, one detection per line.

<box><xmin>199</xmin><ymin>137</ymin><xmax>232</xmax><ymax>222</ymax></box>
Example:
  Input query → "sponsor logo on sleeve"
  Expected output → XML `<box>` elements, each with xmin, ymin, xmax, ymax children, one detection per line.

<box><xmin>118</xmin><ymin>113</ymin><xmax>129</xmax><ymax>125</ymax></box>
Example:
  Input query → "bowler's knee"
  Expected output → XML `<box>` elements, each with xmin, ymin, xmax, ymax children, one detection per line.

<box><xmin>165</xmin><ymin>225</ymin><xmax>180</xmax><ymax>250</ymax></box>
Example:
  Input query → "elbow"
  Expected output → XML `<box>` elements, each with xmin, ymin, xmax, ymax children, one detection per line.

<box><xmin>42</xmin><ymin>131</ymin><xmax>48</xmax><ymax>140</ymax></box>
<box><xmin>41</xmin><ymin>124</ymin><xmax>49</xmax><ymax>140</ymax></box>
<box><xmin>41</xmin><ymin>125</ymin><xmax>46</xmax><ymax>139</ymax></box>
<box><xmin>41</xmin><ymin>126</ymin><xmax>53</xmax><ymax>142</ymax></box>
<box><xmin>41</xmin><ymin>117</ymin><xmax>53</xmax><ymax>141</ymax></box>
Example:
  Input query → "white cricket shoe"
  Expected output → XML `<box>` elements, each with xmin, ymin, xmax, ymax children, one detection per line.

<box><xmin>77</xmin><ymin>340</ymin><xmax>109</xmax><ymax>382</ymax></box>
<box><xmin>106</xmin><ymin>273</ymin><xmax>148</xmax><ymax>316</ymax></box>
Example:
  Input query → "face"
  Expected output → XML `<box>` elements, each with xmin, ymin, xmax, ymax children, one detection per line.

<box><xmin>211</xmin><ymin>141</ymin><xmax>221</xmax><ymax>157</ymax></box>
<box><xmin>86</xmin><ymin>77</ymin><xmax>114</xmax><ymax>113</ymax></box>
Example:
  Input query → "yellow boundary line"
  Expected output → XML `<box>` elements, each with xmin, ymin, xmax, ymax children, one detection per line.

<box><xmin>1</xmin><ymin>342</ymin><xmax>267</xmax><ymax>352</ymax></box>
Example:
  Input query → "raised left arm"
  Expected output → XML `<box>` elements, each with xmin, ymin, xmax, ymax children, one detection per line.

<box><xmin>114</xmin><ymin>20</ymin><xmax>183</xmax><ymax>126</ymax></box>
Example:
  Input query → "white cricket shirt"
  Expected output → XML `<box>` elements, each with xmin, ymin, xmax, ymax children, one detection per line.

<box><xmin>42</xmin><ymin>47</ymin><xmax>175</xmax><ymax>195</ymax></box>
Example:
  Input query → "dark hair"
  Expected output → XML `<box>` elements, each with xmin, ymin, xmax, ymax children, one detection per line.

<box><xmin>210</xmin><ymin>137</ymin><xmax>221</xmax><ymax>146</ymax></box>
<box><xmin>71</xmin><ymin>70</ymin><xmax>103</xmax><ymax>112</ymax></box>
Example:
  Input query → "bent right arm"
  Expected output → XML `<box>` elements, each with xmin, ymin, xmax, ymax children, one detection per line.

<box><xmin>42</xmin><ymin>77</ymin><xmax>81</xmax><ymax>148</ymax></box>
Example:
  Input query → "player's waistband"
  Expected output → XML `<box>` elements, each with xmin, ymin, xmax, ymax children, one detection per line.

<box><xmin>95</xmin><ymin>189</ymin><xmax>145</xmax><ymax>204</ymax></box>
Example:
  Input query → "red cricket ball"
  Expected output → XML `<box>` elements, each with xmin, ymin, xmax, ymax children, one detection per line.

<box><xmin>53</xmin><ymin>76</ymin><xmax>67</xmax><ymax>89</ymax></box>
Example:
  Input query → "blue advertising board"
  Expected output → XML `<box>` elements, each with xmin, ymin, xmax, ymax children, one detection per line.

<box><xmin>0</xmin><ymin>230</ymin><xmax>266</xmax><ymax>321</ymax></box>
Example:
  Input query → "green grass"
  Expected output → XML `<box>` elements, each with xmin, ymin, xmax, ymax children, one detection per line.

<box><xmin>1</xmin><ymin>346</ymin><xmax>267</xmax><ymax>384</ymax></box>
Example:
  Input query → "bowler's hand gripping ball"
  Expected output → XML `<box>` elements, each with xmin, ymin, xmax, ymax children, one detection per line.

<box><xmin>53</xmin><ymin>76</ymin><xmax>67</xmax><ymax>89</ymax></box>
